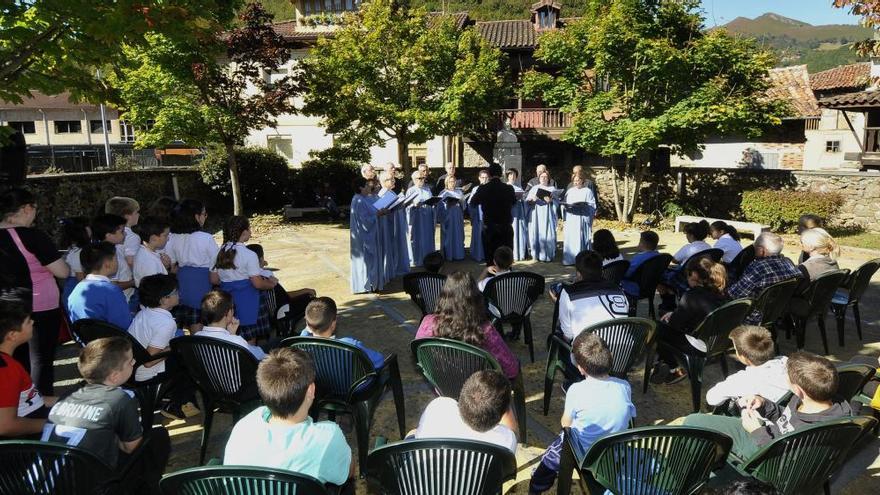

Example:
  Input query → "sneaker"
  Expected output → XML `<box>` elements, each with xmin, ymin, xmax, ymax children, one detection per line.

<box><xmin>649</xmin><ymin>362</ymin><xmax>670</xmax><ymax>384</ymax></box>
<box><xmin>181</xmin><ymin>402</ymin><xmax>201</xmax><ymax>418</ymax></box>
<box><xmin>665</xmin><ymin>367</ymin><xmax>689</xmax><ymax>385</ymax></box>
<box><xmin>160</xmin><ymin>403</ymin><xmax>185</xmax><ymax>421</ymax></box>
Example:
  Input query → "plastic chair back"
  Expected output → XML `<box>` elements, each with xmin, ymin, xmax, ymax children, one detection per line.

<box><xmin>577</xmin><ymin>426</ymin><xmax>732</xmax><ymax>495</ymax></box>
<box><xmin>634</xmin><ymin>254</ymin><xmax>674</xmax><ymax>298</ymax></box>
<box><xmin>602</xmin><ymin>260</ymin><xmax>631</xmax><ymax>285</ymax></box>
<box><xmin>70</xmin><ymin>318</ymin><xmax>156</xmax><ymax>380</ymax></box>
<box><xmin>842</xmin><ymin>258</ymin><xmax>880</xmax><ymax>304</ymax></box>
<box><xmin>159</xmin><ymin>465</ymin><xmax>328</xmax><ymax>495</ymax></box>
<box><xmin>753</xmin><ymin>278</ymin><xmax>800</xmax><ymax>327</ymax></box>
<box><xmin>729</xmin><ymin>244</ymin><xmax>756</xmax><ymax>279</ymax></box>
<box><xmin>170</xmin><ymin>336</ymin><xmax>260</xmax><ymax>403</ymax></box>
<box><xmin>801</xmin><ymin>270</ymin><xmax>850</xmax><ymax>319</ymax></box>
<box><xmin>692</xmin><ymin>299</ymin><xmax>753</xmax><ymax>359</ymax></box>
<box><xmin>403</xmin><ymin>273</ymin><xmax>447</xmax><ymax>317</ymax></box>
<box><xmin>837</xmin><ymin>363</ymin><xmax>876</xmax><ymax>401</ymax></box>
<box><xmin>483</xmin><ymin>271</ymin><xmax>545</xmax><ymax>320</ymax></box>
<box><xmin>365</xmin><ymin>438</ymin><xmax>517</xmax><ymax>495</ymax></box>
<box><xmin>411</xmin><ymin>338</ymin><xmax>500</xmax><ymax>398</ymax></box>
<box><xmin>742</xmin><ymin>417</ymin><xmax>876</xmax><ymax>495</ymax></box>
<box><xmin>579</xmin><ymin>317</ymin><xmax>656</xmax><ymax>378</ymax></box>
<box><xmin>686</xmin><ymin>248</ymin><xmax>724</xmax><ymax>264</ymax></box>
<box><xmin>0</xmin><ymin>440</ymin><xmax>117</xmax><ymax>495</ymax></box>
<box><xmin>282</xmin><ymin>336</ymin><xmax>376</xmax><ymax>402</ymax></box>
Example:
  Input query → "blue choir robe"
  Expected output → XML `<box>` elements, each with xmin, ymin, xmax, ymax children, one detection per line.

<box><xmin>562</xmin><ymin>186</ymin><xmax>596</xmax><ymax>266</ymax></box>
<box><xmin>376</xmin><ymin>189</ymin><xmax>399</xmax><ymax>284</ymax></box>
<box><xmin>437</xmin><ymin>189</ymin><xmax>465</xmax><ymax>261</ymax></box>
<box><xmin>394</xmin><ymin>205</ymin><xmax>410</xmax><ymax>276</ymax></box>
<box><xmin>351</xmin><ymin>193</ymin><xmax>381</xmax><ymax>293</ymax></box>
<box><xmin>510</xmin><ymin>185</ymin><xmax>529</xmax><ymax>261</ymax></box>
<box><xmin>406</xmin><ymin>185</ymin><xmax>436</xmax><ymax>267</ymax></box>
<box><xmin>528</xmin><ymin>193</ymin><xmax>559</xmax><ymax>262</ymax></box>
<box><xmin>467</xmin><ymin>186</ymin><xmax>484</xmax><ymax>262</ymax></box>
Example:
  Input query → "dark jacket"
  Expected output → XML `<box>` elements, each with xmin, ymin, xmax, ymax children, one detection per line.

<box><xmin>749</xmin><ymin>394</ymin><xmax>853</xmax><ymax>447</ymax></box>
<box><xmin>470</xmin><ymin>178</ymin><xmax>516</xmax><ymax>225</ymax></box>
<box><xmin>666</xmin><ymin>286</ymin><xmax>727</xmax><ymax>334</ymax></box>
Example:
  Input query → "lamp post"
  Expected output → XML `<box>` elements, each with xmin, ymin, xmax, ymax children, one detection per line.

<box><xmin>96</xmin><ymin>69</ymin><xmax>112</xmax><ymax>168</ymax></box>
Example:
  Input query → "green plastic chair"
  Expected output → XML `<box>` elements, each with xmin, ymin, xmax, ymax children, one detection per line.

<box><xmin>627</xmin><ymin>253</ymin><xmax>674</xmax><ymax>318</ymax></box>
<box><xmin>170</xmin><ymin>336</ymin><xmax>262</xmax><ymax>465</ymax></box>
<box><xmin>557</xmin><ymin>425</ymin><xmax>732</xmax><ymax>495</ymax></box>
<box><xmin>837</xmin><ymin>363</ymin><xmax>876</xmax><ymax>402</ymax></box>
<box><xmin>410</xmin><ymin>337</ymin><xmax>527</xmax><ymax>442</ymax></box>
<box><xmin>830</xmin><ymin>258</ymin><xmax>880</xmax><ymax>346</ymax></box>
<box><xmin>283</xmin><ymin>336</ymin><xmax>406</xmax><ymax>477</ymax></box>
<box><xmin>752</xmin><ymin>278</ymin><xmax>800</xmax><ymax>352</ymax></box>
<box><xmin>0</xmin><ymin>440</ymin><xmax>124</xmax><ymax>495</ymax></box>
<box><xmin>365</xmin><ymin>438</ymin><xmax>517</xmax><ymax>495</ymax></box>
<box><xmin>483</xmin><ymin>271</ymin><xmax>546</xmax><ymax>363</ymax></box>
<box><xmin>543</xmin><ymin>317</ymin><xmax>656</xmax><ymax>416</ymax></box>
<box><xmin>159</xmin><ymin>465</ymin><xmax>329</xmax><ymax>494</ymax></box>
<box><xmin>646</xmin><ymin>299</ymin><xmax>753</xmax><ymax>412</ymax></box>
<box><xmin>737</xmin><ymin>416</ymin><xmax>878</xmax><ymax>495</ymax></box>
<box><xmin>788</xmin><ymin>270</ymin><xmax>849</xmax><ymax>354</ymax></box>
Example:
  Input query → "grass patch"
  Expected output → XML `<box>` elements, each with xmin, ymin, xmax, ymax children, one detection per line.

<box><xmin>833</xmin><ymin>231</ymin><xmax>880</xmax><ymax>251</ymax></box>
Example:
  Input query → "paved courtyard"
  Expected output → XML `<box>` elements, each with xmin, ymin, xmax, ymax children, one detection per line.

<box><xmin>55</xmin><ymin>219</ymin><xmax>880</xmax><ymax>493</ymax></box>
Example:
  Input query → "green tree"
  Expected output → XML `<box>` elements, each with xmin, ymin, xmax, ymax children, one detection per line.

<box><xmin>117</xmin><ymin>2</ymin><xmax>297</xmax><ymax>215</ymax></box>
<box><xmin>0</xmin><ymin>0</ymin><xmax>240</xmax><ymax>104</ymax></box>
<box><xmin>300</xmin><ymin>0</ymin><xmax>507</xmax><ymax>173</ymax></box>
<box><xmin>520</xmin><ymin>0</ymin><xmax>787</xmax><ymax>222</ymax></box>
<box><xmin>834</xmin><ymin>0</ymin><xmax>880</xmax><ymax>54</ymax></box>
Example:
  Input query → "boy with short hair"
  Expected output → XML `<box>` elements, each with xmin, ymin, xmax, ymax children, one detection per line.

<box><xmin>414</xmin><ymin>370</ymin><xmax>518</xmax><ymax>453</ymax></box>
<box><xmin>132</xmin><ymin>216</ymin><xmax>172</xmax><ymax>287</ymax></box>
<box><xmin>300</xmin><ymin>297</ymin><xmax>384</xmax><ymax>369</ymax></box>
<box><xmin>423</xmin><ymin>250</ymin><xmax>445</xmax><ymax>274</ymax></box>
<box><xmin>91</xmin><ymin>214</ymin><xmax>135</xmax><ymax>297</ymax></box>
<box><xmin>67</xmin><ymin>241</ymin><xmax>133</xmax><ymax>329</ymax></box>
<box><xmin>198</xmin><ymin>290</ymin><xmax>266</xmax><ymax>360</ymax></box>
<box><xmin>0</xmin><ymin>288</ymin><xmax>55</xmax><ymax>438</ymax></box>
<box><xmin>224</xmin><ymin>347</ymin><xmax>354</xmax><ymax>487</ymax></box>
<box><xmin>105</xmin><ymin>196</ymin><xmax>141</xmax><ymax>268</ymax></box>
<box><xmin>705</xmin><ymin>326</ymin><xmax>789</xmax><ymax>407</ymax></box>
<box><xmin>529</xmin><ymin>332</ymin><xmax>636</xmax><ymax>494</ymax></box>
<box><xmin>478</xmin><ymin>246</ymin><xmax>514</xmax><ymax>292</ymax></box>
<box><xmin>621</xmin><ymin>230</ymin><xmax>661</xmax><ymax>297</ymax></box>
<box><xmin>685</xmin><ymin>351</ymin><xmax>852</xmax><ymax>460</ymax></box>
<box><xmin>42</xmin><ymin>337</ymin><xmax>170</xmax><ymax>491</ymax></box>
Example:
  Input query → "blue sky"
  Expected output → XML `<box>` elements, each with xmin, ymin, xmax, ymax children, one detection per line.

<box><xmin>700</xmin><ymin>0</ymin><xmax>862</xmax><ymax>27</ymax></box>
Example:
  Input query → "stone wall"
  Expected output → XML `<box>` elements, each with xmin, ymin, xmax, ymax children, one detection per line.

<box><xmin>24</xmin><ymin>167</ymin><xmax>225</xmax><ymax>237</ymax></box>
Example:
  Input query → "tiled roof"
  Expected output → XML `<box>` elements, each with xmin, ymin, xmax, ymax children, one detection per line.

<box><xmin>810</xmin><ymin>62</ymin><xmax>870</xmax><ymax>92</ymax></box>
<box><xmin>271</xmin><ymin>20</ymin><xmax>325</xmax><ymax>43</ymax></box>
<box><xmin>530</xmin><ymin>0</ymin><xmax>562</xmax><ymax>12</ymax></box>
<box><xmin>819</xmin><ymin>89</ymin><xmax>880</xmax><ymax>109</ymax></box>
<box><xmin>0</xmin><ymin>91</ymin><xmax>105</xmax><ymax>111</ymax></box>
<box><xmin>767</xmin><ymin>65</ymin><xmax>820</xmax><ymax>118</ymax></box>
<box><xmin>476</xmin><ymin>18</ymin><xmax>578</xmax><ymax>50</ymax></box>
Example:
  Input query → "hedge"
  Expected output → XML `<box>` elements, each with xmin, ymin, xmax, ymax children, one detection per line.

<box><xmin>740</xmin><ymin>189</ymin><xmax>842</xmax><ymax>232</ymax></box>
<box><xmin>198</xmin><ymin>145</ymin><xmax>293</xmax><ymax>212</ymax></box>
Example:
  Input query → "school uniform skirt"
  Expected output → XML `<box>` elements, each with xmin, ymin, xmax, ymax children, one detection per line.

<box><xmin>220</xmin><ymin>279</ymin><xmax>272</xmax><ymax>341</ymax></box>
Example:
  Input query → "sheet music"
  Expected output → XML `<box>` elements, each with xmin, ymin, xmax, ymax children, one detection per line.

<box><xmin>371</xmin><ymin>191</ymin><xmax>398</xmax><ymax>210</ymax></box>
<box><xmin>526</xmin><ymin>185</ymin><xmax>558</xmax><ymax>202</ymax></box>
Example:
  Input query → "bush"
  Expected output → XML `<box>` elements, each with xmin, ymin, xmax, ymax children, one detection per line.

<box><xmin>291</xmin><ymin>154</ymin><xmax>360</xmax><ymax>207</ymax></box>
<box><xmin>198</xmin><ymin>145</ymin><xmax>292</xmax><ymax>212</ymax></box>
<box><xmin>740</xmin><ymin>189</ymin><xmax>843</xmax><ymax>232</ymax></box>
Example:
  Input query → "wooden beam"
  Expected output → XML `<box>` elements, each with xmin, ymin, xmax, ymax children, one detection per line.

<box><xmin>841</xmin><ymin>111</ymin><xmax>866</xmax><ymax>153</ymax></box>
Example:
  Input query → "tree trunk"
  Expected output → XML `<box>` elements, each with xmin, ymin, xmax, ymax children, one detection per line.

<box><xmin>626</xmin><ymin>157</ymin><xmax>646</xmax><ymax>223</ymax></box>
<box><xmin>226</xmin><ymin>143</ymin><xmax>244</xmax><ymax>215</ymax></box>
<box><xmin>397</xmin><ymin>136</ymin><xmax>410</xmax><ymax>176</ymax></box>
<box><xmin>610</xmin><ymin>159</ymin><xmax>624</xmax><ymax>220</ymax></box>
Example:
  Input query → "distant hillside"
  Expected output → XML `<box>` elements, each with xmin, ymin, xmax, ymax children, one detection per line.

<box><xmin>719</xmin><ymin>13</ymin><xmax>872</xmax><ymax>72</ymax></box>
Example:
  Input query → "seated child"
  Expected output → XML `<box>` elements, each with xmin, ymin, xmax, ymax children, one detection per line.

<box><xmin>247</xmin><ymin>243</ymin><xmax>316</xmax><ymax>330</ymax></box>
<box><xmin>423</xmin><ymin>250</ymin><xmax>445</xmax><ymax>274</ymax></box>
<box><xmin>91</xmin><ymin>214</ymin><xmax>135</xmax><ymax>304</ymax></box>
<box><xmin>67</xmin><ymin>241</ymin><xmax>133</xmax><ymax>329</ymax></box>
<box><xmin>197</xmin><ymin>290</ymin><xmax>266</xmax><ymax>360</ymax></box>
<box><xmin>105</xmin><ymin>196</ymin><xmax>141</xmax><ymax>268</ymax></box>
<box><xmin>478</xmin><ymin>246</ymin><xmax>513</xmax><ymax>292</ymax></box>
<box><xmin>59</xmin><ymin>216</ymin><xmax>90</xmax><ymax>311</ymax></box>
<box><xmin>127</xmin><ymin>274</ymin><xmax>199</xmax><ymax>419</ymax></box>
<box><xmin>705</xmin><ymin>326</ymin><xmax>789</xmax><ymax>407</ymax></box>
<box><xmin>0</xmin><ymin>288</ymin><xmax>55</xmax><ymax>438</ymax></box>
<box><xmin>132</xmin><ymin>216</ymin><xmax>172</xmax><ymax>287</ymax></box>
<box><xmin>621</xmin><ymin>230</ymin><xmax>661</xmax><ymax>297</ymax></box>
<box><xmin>529</xmin><ymin>332</ymin><xmax>636</xmax><ymax>494</ymax></box>
<box><xmin>414</xmin><ymin>370</ymin><xmax>518</xmax><ymax>454</ymax></box>
<box><xmin>300</xmin><ymin>297</ymin><xmax>384</xmax><ymax>370</ymax></box>
<box><xmin>685</xmin><ymin>351</ymin><xmax>852</xmax><ymax>460</ymax></box>
<box><xmin>42</xmin><ymin>337</ymin><xmax>170</xmax><ymax>490</ymax></box>
<box><xmin>224</xmin><ymin>347</ymin><xmax>354</xmax><ymax>488</ymax></box>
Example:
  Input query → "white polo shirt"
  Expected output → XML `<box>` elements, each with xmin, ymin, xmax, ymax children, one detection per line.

<box><xmin>199</xmin><ymin>326</ymin><xmax>266</xmax><ymax>360</ymax></box>
<box><xmin>64</xmin><ymin>246</ymin><xmax>83</xmax><ymax>275</ymax></box>
<box><xmin>133</xmin><ymin>246</ymin><xmax>167</xmax><ymax>287</ymax></box>
<box><xmin>213</xmin><ymin>243</ymin><xmax>261</xmax><ymax>282</ymax></box>
<box><xmin>415</xmin><ymin>397</ymin><xmax>517</xmax><ymax>454</ymax></box>
<box><xmin>128</xmin><ymin>307</ymin><xmax>178</xmax><ymax>381</ymax></box>
<box><xmin>111</xmin><ymin>244</ymin><xmax>135</xmax><ymax>301</ymax></box>
<box><xmin>123</xmin><ymin>226</ymin><xmax>141</xmax><ymax>259</ymax></box>
<box><xmin>170</xmin><ymin>231</ymin><xmax>220</xmax><ymax>269</ymax></box>
<box><xmin>714</xmin><ymin>234</ymin><xmax>743</xmax><ymax>264</ymax></box>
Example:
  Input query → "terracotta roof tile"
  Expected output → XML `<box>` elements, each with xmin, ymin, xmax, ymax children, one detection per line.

<box><xmin>767</xmin><ymin>65</ymin><xmax>820</xmax><ymax>118</ymax></box>
<box><xmin>819</xmin><ymin>89</ymin><xmax>880</xmax><ymax>109</ymax></box>
<box><xmin>476</xmin><ymin>20</ymin><xmax>536</xmax><ymax>49</ymax></box>
<box><xmin>810</xmin><ymin>62</ymin><xmax>870</xmax><ymax>92</ymax></box>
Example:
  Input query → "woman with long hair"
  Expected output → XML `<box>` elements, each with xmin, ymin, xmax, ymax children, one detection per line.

<box><xmin>414</xmin><ymin>272</ymin><xmax>519</xmax><ymax>379</ymax></box>
<box><xmin>592</xmin><ymin>229</ymin><xmax>623</xmax><ymax>266</ymax></box>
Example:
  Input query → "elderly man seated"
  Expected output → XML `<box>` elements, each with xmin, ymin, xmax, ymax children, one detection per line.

<box><xmin>727</xmin><ymin>232</ymin><xmax>801</xmax><ymax>324</ymax></box>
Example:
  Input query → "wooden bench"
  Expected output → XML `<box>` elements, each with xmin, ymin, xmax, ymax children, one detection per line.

<box><xmin>283</xmin><ymin>205</ymin><xmax>350</xmax><ymax>219</ymax></box>
<box><xmin>673</xmin><ymin>215</ymin><xmax>770</xmax><ymax>239</ymax></box>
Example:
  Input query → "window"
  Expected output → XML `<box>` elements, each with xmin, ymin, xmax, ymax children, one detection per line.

<box><xmin>267</xmin><ymin>136</ymin><xmax>293</xmax><ymax>161</ymax></box>
<box><xmin>90</xmin><ymin>120</ymin><xmax>111</xmax><ymax>133</ymax></box>
<box><xmin>264</xmin><ymin>69</ymin><xmax>288</xmax><ymax>86</ymax></box>
<box><xmin>54</xmin><ymin>120</ymin><xmax>82</xmax><ymax>133</ymax></box>
<box><xmin>8</xmin><ymin>121</ymin><xmax>35</xmax><ymax>134</ymax></box>
<box><xmin>826</xmin><ymin>140</ymin><xmax>841</xmax><ymax>153</ymax></box>
<box><xmin>120</xmin><ymin>120</ymin><xmax>136</xmax><ymax>143</ymax></box>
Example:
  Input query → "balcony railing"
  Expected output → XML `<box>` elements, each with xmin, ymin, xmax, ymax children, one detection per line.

<box><xmin>493</xmin><ymin>108</ymin><xmax>572</xmax><ymax>130</ymax></box>
<box><xmin>866</xmin><ymin>127</ymin><xmax>880</xmax><ymax>153</ymax></box>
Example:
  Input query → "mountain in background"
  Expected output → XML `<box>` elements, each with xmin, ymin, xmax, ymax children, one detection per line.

<box><xmin>719</xmin><ymin>13</ymin><xmax>872</xmax><ymax>72</ymax></box>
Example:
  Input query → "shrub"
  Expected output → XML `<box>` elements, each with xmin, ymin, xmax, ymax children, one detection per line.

<box><xmin>291</xmin><ymin>153</ymin><xmax>360</xmax><ymax>207</ymax></box>
<box><xmin>741</xmin><ymin>189</ymin><xmax>843</xmax><ymax>232</ymax></box>
<box><xmin>198</xmin><ymin>145</ymin><xmax>292</xmax><ymax>212</ymax></box>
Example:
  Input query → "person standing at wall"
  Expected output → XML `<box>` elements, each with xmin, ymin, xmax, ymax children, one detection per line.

<box><xmin>470</xmin><ymin>164</ymin><xmax>516</xmax><ymax>266</ymax></box>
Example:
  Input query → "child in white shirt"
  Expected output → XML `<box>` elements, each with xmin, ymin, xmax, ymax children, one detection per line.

<box><xmin>132</xmin><ymin>216</ymin><xmax>172</xmax><ymax>287</ymax></box>
<box><xmin>104</xmin><ymin>196</ymin><xmax>141</xmax><ymax>267</ymax></box>
<box><xmin>705</xmin><ymin>325</ymin><xmax>790</xmax><ymax>407</ymax></box>
<box><xmin>197</xmin><ymin>290</ymin><xmax>266</xmax><ymax>361</ymax></box>
<box><xmin>169</xmin><ymin>199</ymin><xmax>219</xmax><ymax>333</ymax></box>
<box><xmin>478</xmin><ymin>246</ymin><xmax>513</xmax><ymax>292</ymax></box>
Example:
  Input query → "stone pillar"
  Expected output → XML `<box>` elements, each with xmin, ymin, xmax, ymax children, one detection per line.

<box><xmin>492</xmin><ymin>119</ymin><xmax>522</xmax><ymax>174</ymax></box>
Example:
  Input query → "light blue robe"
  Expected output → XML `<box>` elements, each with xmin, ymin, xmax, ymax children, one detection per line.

<box><xmin>437</xmin><ymin>190</ymin><xmax>465</xmax><ymax>261</ymax></box>
<box><xmin>376</xmin><ymin>189</ymin><xmax>398</xmax><ymax>286</ymax></box>
<box><xmin>394</xmin><ymin>203</ymin><xmax>411</xmax><ymax>277</ymax></box>
<box><xmin>351</xmin><ymin>193</ymin><xmax>381</xmax><ymax>293</ymax></box>
<box><xmin>467</xmin><ymin>186</ymin><xmax>484</xmax><ymax>262</ymax></box>
<box><xmin>406</xmin><ymin>185</ymin><xmax>436</xmax><ymax>267</ymax></box>
<box><xmin>528</xmin><ymin>196</ymin><xmax>559</xmax><ymax>262</ymax></box>
<box><xmin>562</xmin><ymin>186</ymin><xmax>596</xmax><ymax>266</ymax></box>
<box><xmin>511</xmin><ymin>187</ymin><xmax>529</xmax><ymax>261</ymax></box>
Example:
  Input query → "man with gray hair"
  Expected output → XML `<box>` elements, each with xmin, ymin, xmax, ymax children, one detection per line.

<box><xmin>728</xmin><ymin>232</ymin><xmax>802</xmax><ymax>324</ymax></box>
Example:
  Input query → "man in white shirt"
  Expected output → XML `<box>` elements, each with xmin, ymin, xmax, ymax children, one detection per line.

<box><xmin>414</xmin><ymin>370</ymin><xmax>518</xmax><ymax>454</ymax></box>
<box><xmin>198</xmin><ymin>290</ymin><xmax>266</xmax><ymax>360</ymax></box>
<box><xmin>554</xmin><ymin>251</ymin><xmax>630</xmax><ymax>341</ymax></box>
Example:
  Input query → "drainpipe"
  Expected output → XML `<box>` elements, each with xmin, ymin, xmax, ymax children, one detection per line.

<box><xmin>99</xmin><ymin>103</ymin><xmax>111</xmax><ymax>167</ymax></box>
<box><xmin>82</xmin><ymin>109</ymin><xmax>92</xmax><ymax>145</ymax></box>
<box><xmin>38</xmin><ymin>109</ymin><xmax>54</xmax><ymax>167</ymax></box>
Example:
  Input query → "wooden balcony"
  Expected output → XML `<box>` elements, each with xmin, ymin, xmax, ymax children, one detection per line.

<box><xmin>491</xmin><ymin>108</ymin><xmax>572</xmax><ymax>138</ymax></box>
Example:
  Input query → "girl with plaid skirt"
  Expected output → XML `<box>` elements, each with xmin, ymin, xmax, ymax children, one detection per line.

<box><xmin>169</xmin><ymin>199</ymin><xmax>219</xmax><ymax>333</ymax></box>
<box><xmin>212</xmin><ymin>216</ymin><xmax>276</xmax><ymax>342</ymax></box>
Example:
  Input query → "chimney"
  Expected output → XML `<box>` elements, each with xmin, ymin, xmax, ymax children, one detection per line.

<box><xmin>530</xmin><ymin>0</ymin><xmax>561</xmax><ymax>32</ymax></box>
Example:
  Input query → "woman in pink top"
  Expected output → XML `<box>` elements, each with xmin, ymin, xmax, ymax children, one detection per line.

<box><xmin>0</xmin><ymin>188</ymin><xmax>69</xmax><ymax>394</ymax></box>
<box><xmin>415</xmin><ymin>272</ymin><xmax>519</xmax><ymax>379</ymax></box>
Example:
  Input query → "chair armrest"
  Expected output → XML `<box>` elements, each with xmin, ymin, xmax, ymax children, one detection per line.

<box><xmin>146</xmin><ymin>350</ymin><xmax>173</xmax><ymax>362</ymax></box>
<box><xmin>373</xmin><ymin>436</ymin><xmax>388</xmax><ymax>449</ymax></box>
<box><xmin>206</xmin><ymin>457</ymin><xmax>223</xmax><ymax>466</ymax></box>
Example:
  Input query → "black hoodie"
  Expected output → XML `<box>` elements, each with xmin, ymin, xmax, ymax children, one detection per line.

<box><xmin>749</xmin><ymin>394</ymin><xmax>853</xmax><ymax>446</ymax></box>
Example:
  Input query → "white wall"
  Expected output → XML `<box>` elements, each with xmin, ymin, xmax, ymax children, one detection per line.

<box><xmin>0</xmin><ymin>107</ymin><xmax>122</xmax><ymax>146</ymax></box>
<box><xmin>803</xmin><ymin>109</ymin><xmax>864</xmax><ymax>170</ymax></box>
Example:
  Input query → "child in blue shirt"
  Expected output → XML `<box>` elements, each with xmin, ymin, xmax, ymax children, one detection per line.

<box><xmin>529</xmin><ymin>332</ymin><xmax>636</xmax><ymax>494</ymax></box>
<box><xmin>621</xmin><ymin>230</ymin><xmax>661</xmax><ymax>297</ymax></box>
<box><xmin>67</xmin><ymin>242</ymin><xmax>133</xmax><ymax>330</ymax></box>
<box><xmin>299</xmin><ymin>297</ymin><xmax>384</xmax><ymax>370</ymax></box>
